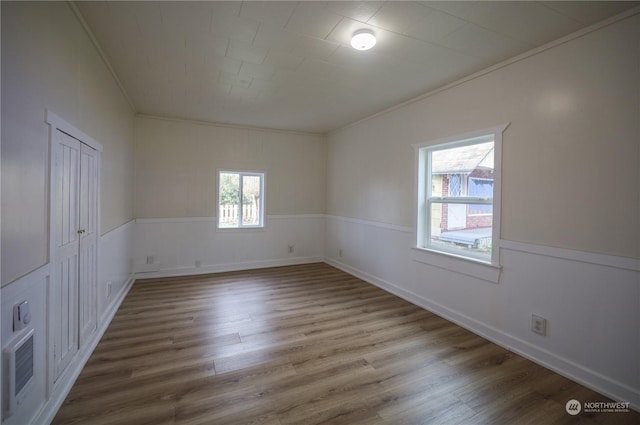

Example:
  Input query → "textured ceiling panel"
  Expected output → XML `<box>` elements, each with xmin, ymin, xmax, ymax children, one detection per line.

<box><xmin>76</xmin><ymin>1</ymin><xmax>638</xmax><ymax>133</ymax></box>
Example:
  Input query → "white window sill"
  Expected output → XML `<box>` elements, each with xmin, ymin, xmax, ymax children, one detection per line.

<box><xmin>411</xmin><ymin>247</ymin><xmax>501</xmax><ymax>283</ymax></box>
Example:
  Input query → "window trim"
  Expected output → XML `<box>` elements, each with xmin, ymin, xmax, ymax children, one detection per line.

<box><xmin>217</xmin><ymin>169</ymin><xmax>266</xmax><ymax>230</ymax></box>
<box><xmin>413</xmin><ymin>124</ymin><xmax>508</xmax><ymax>272</ymax></box>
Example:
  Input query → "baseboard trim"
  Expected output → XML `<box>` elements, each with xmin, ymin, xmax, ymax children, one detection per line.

<box><xmin>324</xmin><ymin>257</ymin><xmax>640</xmax><ymax>412</ymax></box>
<box><xmin>134</xmin><ymin>256</ymin><xmax>324</xmax><ymax>279</ymax></box>
<box><xmin>34</xmin><ymin>274</ymin><xmax>135</xmax><ymax>425</ymax></box>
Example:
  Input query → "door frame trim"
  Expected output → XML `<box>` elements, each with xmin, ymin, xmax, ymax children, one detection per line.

<box><xmin>45</xmin><ymin>111</ymin><xmax>103</xmax><ymax>153</ymax></box>
<box><xmin>45</xmin><ymin>110</ymin><xmax>102</xmax><ymax>395</ymax></box>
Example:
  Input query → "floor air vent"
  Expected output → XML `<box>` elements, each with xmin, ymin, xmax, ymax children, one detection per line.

<box><xmin>4</xmin><ymin>329</ymin><xmax>35</xmax><ymax>417</ymax></box>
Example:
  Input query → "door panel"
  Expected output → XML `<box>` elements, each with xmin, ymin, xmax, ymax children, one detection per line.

<box><xmin>54</xmin><ymin>255</ymin><xmax>78</xmax><ymax>378</ymax></box>
<box><xmin>79</xmin><ymin>144</ymin><xmax>98</xmax><ymax>344</ymax></box>
<box><xmin>60</xmin><ymin>142</ymin><xmax>79</xmax><ymax>246</ymax></box>
<box><xmin>53</xmin><ymin>131</ymin><xmax>81</xmax><ymax>379</ymax></box>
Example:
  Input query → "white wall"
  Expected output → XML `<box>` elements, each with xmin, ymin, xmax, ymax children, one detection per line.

<box><xmin>326</xmin><ymin>12</ymin><xmax>640</xmax><ymax>409</ymax></box>
<box><xmin>134</xmin><ymin>216</ymin><xmax>324</xmax><ymax>278</ymax></box>
<box><xmin>1</xmin><ymin>1</ymin><xmax>135</xmax><ymax>287</ymax></box>
<box><xmin>133</xmin><ymin>116</ymin><xmax>326</xmax><ymax>277</ymax></box>
<box><xmin>1</xmin><ymin>2</ymin><xmax>135</xmax><ymax>423</ymax></box>
<box><xmin>134</xmin><ymin>116</ymin><xmax>326</xmax><ymax>218</ymax></box>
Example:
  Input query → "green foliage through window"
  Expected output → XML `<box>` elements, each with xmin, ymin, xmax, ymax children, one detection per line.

<box><xmin>218</xmin><ymin>171</ymin><xmax>264</xmax><ymax>228</ymax></box>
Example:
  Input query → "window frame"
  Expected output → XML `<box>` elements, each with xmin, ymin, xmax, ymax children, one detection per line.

<box><xmin>413</xmin><ymin>124</ymin><xmax>508</xmax><ymax>275</ymax></box>
<box><xmin>217</xmin><ymin>170</ymin><xmax>266</xmax><ymax>230</ymax></box>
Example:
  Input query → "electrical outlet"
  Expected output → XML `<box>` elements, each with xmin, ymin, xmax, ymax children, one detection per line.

<box><xmin>146</xmin><ymin>255</ymin><xmax>154</xmax><ymax>265</ymax></box>
<box><xmin>339</xmin><ymin>249</ymin><xmax>343</xmax><ymax>258</ymax></box>
<box><xmin>288</xmin><ymin>245</ymin><xmax>294</xmax><ymax>254</ymax></box>
<box><xmin>531</xmin><ymin>314</ymin><xmax>547</xmax><ymax>336</ymax></box>
<box><xmin>195</xmin><ymin>260</ymin><xmax>201</xmax><ymax>268</ymax></box>
<box><xmin>107</xmin><ymin>281</ymin><xmax>112</xmax><ymax>297</ymax></box>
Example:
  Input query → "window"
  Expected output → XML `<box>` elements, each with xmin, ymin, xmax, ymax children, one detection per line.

<box><xmin>218</xmin><ymin>171</ymin><xmax>265</xmax><ymax>229</ymax></box>
<box><xmin>415</xmin><ymin>125</ymin><xmax>506</xmax><ymax>266</ymax></box>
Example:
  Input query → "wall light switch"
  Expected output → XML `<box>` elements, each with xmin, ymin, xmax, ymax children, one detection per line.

<box><xmin>13</xmin><ymin>301</ymin><xmax>31</xmax><ymax>332</ymax></box>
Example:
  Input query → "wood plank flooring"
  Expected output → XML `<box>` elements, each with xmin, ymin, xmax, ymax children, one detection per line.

<box><xmin>52</xmin><ymin>263</ymin><xmax>639</xmax><ymax>425</ymax></box>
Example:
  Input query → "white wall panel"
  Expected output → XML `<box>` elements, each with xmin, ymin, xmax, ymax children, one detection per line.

<box><xmin>1</xmin><ymin>266</ymin><xmax>50</xmax><ymax>425</ymax></box>
<box><xmin>134</xmin><ymin>116</ymin><xmax>326</xmax><ymax>219</ymax></box>
<box><xmin>134</xmin><ymin>215</ymin><xmax>324</xmax><ymax>278</ymax></box>
<box><xmin>98</xmin><ymin>220</ymin><xmax>135</xmax><ymax>320</ymax></box>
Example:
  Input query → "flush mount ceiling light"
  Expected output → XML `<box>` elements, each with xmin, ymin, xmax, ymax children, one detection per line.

<box><xmin>350</xmin><ymin>29</ymin><xmax>376</xmax><ymax>51</ymax></box>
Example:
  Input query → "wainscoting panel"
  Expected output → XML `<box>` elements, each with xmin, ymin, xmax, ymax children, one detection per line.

<box><xmin>134</xmin><ymin>215</ymin><xmax>325</xmax><ymax>278</ymax></box>
<box><xmin>324</xmin><ymin>215</ymin><xmax>640</xmax><ymax>411</ymax></box>
<box><xmin>1</xmin><ymin>266</ymin><xmax>50</xmax><ymax>425</ymax></box>
<box><xmin>99</xmin><ymin>220</ymin><xmax>135</xmax><ymax>321</ymax></box>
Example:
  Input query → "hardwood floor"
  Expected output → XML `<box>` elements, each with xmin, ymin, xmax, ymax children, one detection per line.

<box><xmin>53</xmin><ymin>263</ymin><xmax>639</xmax><ymax>425</ymax></box>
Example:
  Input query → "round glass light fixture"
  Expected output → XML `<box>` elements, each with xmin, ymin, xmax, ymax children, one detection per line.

<box><xmin>350</xmin><ymin>29</ymin><xmax>376</xmax><ymax>51</ymax></box>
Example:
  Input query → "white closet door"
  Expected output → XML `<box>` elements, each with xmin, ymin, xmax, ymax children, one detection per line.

<box><xmin>52</xmin><ymin>131</ymin><xmax>99</xmax><ymax>380</ymax></box>
<box><xmin>52</xmin><ymin>130</ymin><xmax>81</xmax><ymax>379</ymax></box>
<box><xmin>78</xmin><ymin>143</ymin><xmax>98</xmax><ymax>345</ymax></box>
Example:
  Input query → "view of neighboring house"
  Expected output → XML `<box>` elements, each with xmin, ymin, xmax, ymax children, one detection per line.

<box><xmin>431</xmin><ymin>141</ymin><xmax>494</xmax><ymax>251</ymax></box>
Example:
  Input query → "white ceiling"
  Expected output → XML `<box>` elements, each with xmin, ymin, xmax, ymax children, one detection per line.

<box><xmin>76</xmin><ymin>1</ymin><xmax>637</xmax><ymax>133</ymax></box>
